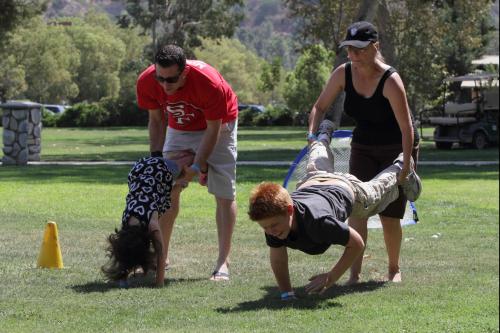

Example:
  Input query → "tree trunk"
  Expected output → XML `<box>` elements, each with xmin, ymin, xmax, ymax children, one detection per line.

<box><xmin>328</xmin><ymin>0</ymin><xmax>381</xmax><ymax>126</ymax></box>
<box><xmin>376</xmin><ymin>0</ymin><xmax>396</xmax><ymax>66</ymax></box>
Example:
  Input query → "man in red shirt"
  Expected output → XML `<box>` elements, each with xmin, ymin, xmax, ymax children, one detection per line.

<box><xmin>136</xmin><ymin>44</ymin><xmax>238</xmax><ymax>281</ymax></box>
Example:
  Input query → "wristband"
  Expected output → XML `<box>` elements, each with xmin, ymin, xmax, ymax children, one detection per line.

<box><xmin>280</xmin><ymin>291</ymin><xmax>296</xmax><ymax>300</ymax></box>
<box><xmin>307</xmin><ymin>132</ymin><xmax>317</xmax><ymax>141</ymax></box>
<box><xmin>151</xmin><ymin>151</ymin><xmax>163</xmax><ymax>157</ymax></box>
<box><xmin>190</xmin><ymin>163</ymin><xmax>201</xmax><ymax>174</ymax></box>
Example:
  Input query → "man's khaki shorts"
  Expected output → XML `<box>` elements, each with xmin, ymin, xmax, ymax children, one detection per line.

<box><xmin>163</xmin><ymin>120</ymin><xmax>237</xmax><ymax>200</ymax></box>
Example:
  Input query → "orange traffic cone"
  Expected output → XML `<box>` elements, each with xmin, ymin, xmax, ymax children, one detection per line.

<box><xmin>37</xmin><ymin>221</ymin><xmax>64</xmax><ymax>269</ymax></box>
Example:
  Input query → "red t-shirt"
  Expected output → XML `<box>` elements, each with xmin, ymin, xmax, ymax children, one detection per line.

<box><xmin>136</xmin><ymin>60</ymin><xmax>238</xmax><ymax>131</ymax></box>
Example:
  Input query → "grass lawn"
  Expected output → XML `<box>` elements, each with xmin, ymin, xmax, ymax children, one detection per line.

<box><xmin>0</xmin><ymin>158</ymin><xmax>498</xmax><ymax>332</ymax></box>
<box><xmin>1</xmin><ymin>126</ymin><xmax>499</xmax><ymax>162</ymax></box>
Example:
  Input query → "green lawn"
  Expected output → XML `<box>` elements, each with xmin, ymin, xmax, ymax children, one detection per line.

<box><xmin>1</xmin><ymin>126</ymin><xmax>499</xmax><ymax>162</ymax></box>
<box><xmin>0</xmin><ymin>127</ymin><xmax>498</xmax><ymax>332</ymax></box>
<box><xmin>0</xmin><ymin>158</ymin><xmax>498</xmax><ymax>332</ymax></box>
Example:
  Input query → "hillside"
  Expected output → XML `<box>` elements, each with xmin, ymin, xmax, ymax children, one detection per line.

<box><xmin>44</xmin><ymin>0</ymin><xmax>300</xmax><ymax>67</ymax></box>
<box><xmin>45</xmin><ymin>0</ymin><xmax>125</xmax><ymax>18</ymax></box>
<box><xmin>237</xmin><ymin>0</ymin><xmax>299</xmax><ymax>68</ymax></box>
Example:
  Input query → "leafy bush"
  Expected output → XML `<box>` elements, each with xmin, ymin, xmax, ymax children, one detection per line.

<box><xmin>41</xmin><ymin>107</ymin><xmax>59</xmax><ymax>127</ymax></box>
<box><xmin>266</xmin><ymin>104</ymin><xmax>293</xmax><ymax>126</ymax></box>
<box><xmin>238</xmin><ymin>107</ymin><xmax>260</xmax><ymax>126</ymax></box>
<box><xmin>100</xmin><ymin>96</ymin><xmax>148</xmax><ymax>126</ymax></box>
<box><xmin>253</xmin><ymin>111</ymin><xmax>273</xmax><ymax>126</ymax></box>
<box><xmin>57</xmin><ymin>102</ymin><xmax>110</xmax><ymax>127</ymax></box>
<box><xmin>239</xmin><ymin>104</ymin><xmax>294</xmax><ymax>126</ymax></box>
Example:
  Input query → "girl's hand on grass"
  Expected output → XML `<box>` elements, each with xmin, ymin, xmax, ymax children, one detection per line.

<box><xmin>198</xmin><ymin>172</ymin><xmax>208</xmax><ymax>186</ymax></box>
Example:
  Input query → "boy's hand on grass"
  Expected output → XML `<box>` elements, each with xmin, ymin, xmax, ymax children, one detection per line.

<box><xmin>280</xmin><ymin>291</ymin><xmax>297</xmax><ymax>301</ymax></box>
<box><xmin>305</xmin><ymin>272</ymin><xmax>335</xmax><ymax>294</ymax></box>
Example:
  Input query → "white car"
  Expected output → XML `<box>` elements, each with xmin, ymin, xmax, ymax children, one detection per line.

<box><xmin>43</xmin><ymin>104</ymin><xmax>69</xmax><ymax>114</ymax></box>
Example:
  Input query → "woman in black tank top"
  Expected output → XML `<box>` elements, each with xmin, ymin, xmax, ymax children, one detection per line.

<box><xmin>306</xmin><ymin>21</ymin><xmax>419</xmax><ymax>285</ymax></box>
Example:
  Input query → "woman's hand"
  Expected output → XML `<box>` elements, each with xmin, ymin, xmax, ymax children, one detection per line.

<box><xmin>398</xmin><ymin>163</ymin><xmax>410</xmax><ymax>184</ymax></box>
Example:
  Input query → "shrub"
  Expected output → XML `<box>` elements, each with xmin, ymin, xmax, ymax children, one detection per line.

<box><xmin>57</xmin><ymin>102</ymin><xmax>110</xmax><ymax>127</ymax></box>
<box><xmin>238</xmin><ymin>107</ymin><xmax>259</xmax><ymax>126</ymax></box>
<box><xmin>100</xmin><ymin>96</ymin><xmax>148</xmax><ymax>126</ymax></box>
<box><xmin>266</xmin><ymin>104</ymin><xmax>293</xmax><ymax>126</ymax></box>
<box><xmin>253</xmin><ymin>111</ymin><xmax>273</xmax><ymax>126</ymax></box>
<box><xmin>41</xmin><ymin>107</ymin><xmax>59</xmax><ymax>127</ymax></box>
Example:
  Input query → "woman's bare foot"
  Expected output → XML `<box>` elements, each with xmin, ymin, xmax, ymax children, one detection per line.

<box><xmin>345</xmin><ymin>275</ymin><xmax>360</xmax><ymax>286</ymax></box>
<box><xmin>387</xmin><ymin>271</ymin><xmax>402</xmax><ymax>282</ymax></box>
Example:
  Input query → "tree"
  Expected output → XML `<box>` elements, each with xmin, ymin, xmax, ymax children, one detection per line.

<box><xmin>284</xmin><ymin>0</ymin><xmax>379</xmax><ymax>125</ymax></box>
<box><xmin>6</xmin><ymin>17</ymin><xmax>80</xmax><ymax>103</ymax></box>
<box><xmin>194</xmin><ymin>38</ymin><xmax>268</xmax><ymax>104</ymax></box>
<box><xmin>284</xmin><ymin>0</ymin><xmax>495</xmax><ymax>115</ymax></box>
<box><xmin>113</xmin><ymin>21</ymin><xmax>150</xmax><ymax>102</ymax></box>
<box><xmin>284</xmin><ymin>0</ymin><xmax>360</xmax><ymax>50</ymax></box>
<box><xmin>380</xmin><ymin>0</ymin><xmax>494</xmax><ymax>110</ymax></box>
<box><xmin>0</xmin><ymin>0</ymin><xmax>48</xmax><ymax>102</ymax></box>
<box><xmin>122</xmin><ymin>0</ymin><xmax>244</xmax><ymax>56</ymax></box>
<box><xmin>258</xmin><ymin>57</ymin><xmax>283</xmax><ymax>103</ymax></box>
<box><xmin>283</xmin><ymin>45</ymin><xmax>334</xmax><ymax>125</ymax></box>
<box><xmin>0</xmin><ymin>0</ymin><xmax>48</xmax><ymax>44</ymax></box>
<box><xmin>64</xmin><ymin>12</ymin><xmax>126</xmax><ymax>102</ymax></box>
<box><xmin>0</xmin><ymin>56</ymin><xmax>27</xmax><ymax>103</ymax></box>
<box><xmin>237</xmin><ymin>19</ymin><xmax>299</xmax><ymax>69</ymax></box>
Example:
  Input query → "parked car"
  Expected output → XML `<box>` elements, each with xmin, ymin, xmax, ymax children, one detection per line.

<box><xmin>43</xmin><ymin>104</ymin><xmax>69</xmax><ymax>114</ymax></box>
<box><xmin>238</xmin><ymin>104</ymin><xmax>265</xmax><ymax>113</ymax></box>
<box><xmin>419</xmin><ymin>72</ymin><xmax>499</xmax><ymax>149</ymax></box>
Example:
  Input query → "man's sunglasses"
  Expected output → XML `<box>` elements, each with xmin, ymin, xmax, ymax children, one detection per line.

<box><xmin>155</xmin><ymin>73</ymin><xmax>182</xmax><ymax>84</ymax></box>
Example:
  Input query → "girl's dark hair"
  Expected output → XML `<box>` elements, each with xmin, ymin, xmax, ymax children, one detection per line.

<box><xmin>155</xmin><ymin>44</ymin><xmax>186</xmax><ymax>71</ymax></box>
<box><xmin>101</xmin><ymin>225</ymin><xmax>155</xmax><ymax>281</ymax></box>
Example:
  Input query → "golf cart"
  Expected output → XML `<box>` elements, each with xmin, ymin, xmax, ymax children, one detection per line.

<box><xmin>419</xmin><ymin>72</ymin><xmax>499</xmax><ymax>149</ymax></box>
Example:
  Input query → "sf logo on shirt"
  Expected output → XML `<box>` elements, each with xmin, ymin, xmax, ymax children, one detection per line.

<box><xmin>166</xmin><ymin>102</ymin><xmax>198</xmax><ymax>125</ymax></box>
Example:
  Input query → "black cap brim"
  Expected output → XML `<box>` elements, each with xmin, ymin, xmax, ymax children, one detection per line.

<box><xmin>339</xmin><ymin>40</ymin><xmax>372</xmax><ymax>49</ymax></box>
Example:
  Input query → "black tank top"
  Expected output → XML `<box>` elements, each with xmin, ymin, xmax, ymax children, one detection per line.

<box><xmin>344</xmin><ymin>62</ymin><xmax>418</xmax><ymax>145</ymax></box>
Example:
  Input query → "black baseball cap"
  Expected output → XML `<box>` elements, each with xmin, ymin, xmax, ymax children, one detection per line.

<box><xmin>339</xmin><ymin>21</ymin><xmax>378</xmax><ymax>49</ymax></box>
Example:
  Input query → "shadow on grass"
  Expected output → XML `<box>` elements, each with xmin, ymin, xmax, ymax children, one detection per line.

<box><xmin>0</xmin><ymin>164</ymin><xmax>496</xmax><ymax>185</ymax></box>
<box><xmin>419</xmin><ymin>165</ymin><xmax>498</xmax><ymax>181</ymax></box>
<box><xmin>0</xmin><ymin>165</ymin><xmax>291</xmax><ymax>184</ymax></box>
<box><xmin>39</xmin><ymin>149</ymin><xmax>302</xmax><ymax>162</ymax></box>
<box><xmin>0</xmin><ymin>165</ymin><xmax>130</xmax><ymax>184</ymax></box>
<box><xmin>70</xmin><ymin>276</ymin><xmax>206</xmax><ymax>293</ymax></box>
<box><xmin>42</xmin><ymin>151</ymin><xmax>146</xmax><ymax>161</ymax></box>
<box><xmin>418</xmin><ymin>143</ymin><xmax>499</xmax><ymax>161</ymax></box>
<box><xmin>238</xmin><ymin>133</ymin><xmax>303</xmax><ymax>142</ymax></box>
<box><xmin>44</xmin><ymin>135</ymin><xmax>148</xmax><ymax>147</ymax></box>
<box><xmin>238</xmin><ymin>149</ymin><xmax>302</xmax><ymax>162</ymax></box>
<box><xmin>216</xmin><ymin>281</ymin><xmax>386</xmax><ymax>312</ymax></box>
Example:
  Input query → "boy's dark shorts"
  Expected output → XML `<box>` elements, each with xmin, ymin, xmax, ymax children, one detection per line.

<box><xmin>349</xmin><ymin>143</ymin><xmax>419</xmax><ymax>219</ymax></box>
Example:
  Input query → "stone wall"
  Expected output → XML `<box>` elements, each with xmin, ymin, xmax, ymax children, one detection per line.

<box><xmin>1</xmin><ymin>101</ymin><xmax>42</xmax><ymax>165</ymax></box>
